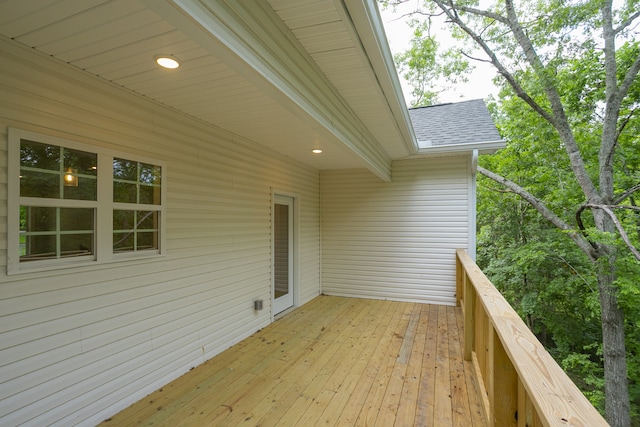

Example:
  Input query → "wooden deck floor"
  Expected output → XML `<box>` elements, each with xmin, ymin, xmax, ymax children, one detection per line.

<box><xmin>101</xmin><ymin>296</ymin><xmax>486</xmax><ymax>426</ymax></box>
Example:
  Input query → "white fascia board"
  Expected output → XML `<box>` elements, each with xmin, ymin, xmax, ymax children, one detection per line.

<box><xmin>414</xmin><ymin>140</ymin><xmax>506</xmax><ymax>157</ymax></box>
<box><xmin>143</xmin><ymin>0</ymin><xmax>392</xmax><ymax>181</ymax></box>
<box><xmin>343</xmin><ymin>0</ymin><xmax>419</xmax><ymax>155</ymax></box>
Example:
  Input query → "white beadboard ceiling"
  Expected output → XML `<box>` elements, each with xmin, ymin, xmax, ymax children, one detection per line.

<box><xmin>0</xmin><ymin>0</ymin><xmax>417</xmax><ymax>179</ymax></box>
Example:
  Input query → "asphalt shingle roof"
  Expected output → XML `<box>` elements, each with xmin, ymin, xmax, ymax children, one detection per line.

<box><xmin>409</xmin><ymin>99</ymin><xmax>501</xmax><ymax>148</ymax></box>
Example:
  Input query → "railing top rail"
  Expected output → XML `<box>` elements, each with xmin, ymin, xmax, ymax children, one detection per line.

<box><xmin>456</xmin><ymin>249</ymin><xmax>608</xmax><ymax>427</ymax></box>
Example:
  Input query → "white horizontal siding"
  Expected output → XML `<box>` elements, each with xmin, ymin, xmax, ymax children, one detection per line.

<box><xmin>321</xmin><ymin>158</ymin><xmax>471</xmax><ymax>305</ymax></box>
<box><xmin>0</xmin><ymin>40</ymin><xmax>320</xmax><ymax>426</ymax></box>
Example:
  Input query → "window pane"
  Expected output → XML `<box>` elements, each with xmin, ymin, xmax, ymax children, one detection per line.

<box><xmin>20</xmin><ymin>170</ymin><xmax>60</xmax><ymax>198</ymax></box>
<box><xmin>113</xmin><ymin>158</ymin><xmax>161</xmax><ymax>205</ymax></box>
<box><xmin>63</xmin><ymin>176</ymin><xmax>97</xmax><ymax>201</ymax></box>
<box><xmin>139</xmin><ymin>184</ymin><xmax>161</xmax><ymax>205</ymax></box>
<box><xmin>140</xmin><ymin>163</ymin><xmax>161</xmax><ymax>185</ymax></box>
<box><xmin>23</xmin><ymin>207</ymin><xmax>56</xmax><ymax>232</ymax></box>
<box><xmin>113</xmin><ymin>232</ymin><xmax>134</xmax><ymax>253</ymax></box>
<box><xmin>21</xmin><ymin>234</ymin><xmax>56</xmax><ymax>261</ymax></box>
<box><xmin>20</xmin><ymin>140</ymin><xmax>60</xmax><ymax>170</ymax></box>
<box><xmin>137</xmin><ymin>231</ymin><xmax>157</xmax><ymax>250</ymax></box>
<box><xmin>137</xmin><ymin>211</ymin><xmax>158</xmax><ymax>230</ymax></box>
<box><xmin>60</xmin><ymin>208</ymin><xmax>93</xmax><ymax>231</ymax></box>
<box><xmin>61</xmin><ymin>233</ymin><xmax>93</xmax><ymax>257</ymax></box>
<box><xmin>20</xmin><ymin>141</ymin><xmax>98</xmax><ymax>201</ymax></box>
<box><xmin>114</xmin><ymin>182</ymin><xmax>137</xmax><ymax>203</ymax></box>
<box><xmin>113</xmin><ymin>210</ymin><xmax>135</xmax><ymax>230</ymax></box>
<box><xmin>113</xmin><ymin>158</ymin><xmax>137</xmax><ymax>181</ymax></box>
<box><xmin>64</xmin><ymin>148</ymin><xmax>97</xmax><ymax>177</ymax></box>
<box><xmin>61</xmin><ymin>146</ymin><xmax>97</xmax><ymax>202</ymax></box>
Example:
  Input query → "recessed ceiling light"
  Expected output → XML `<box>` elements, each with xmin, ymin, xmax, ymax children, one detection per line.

<box><xmin>312</xmin><ymin>149</ymin><xmax>323</xmax><ymax>154</ymax></box>
<box><xmin>155</xmin><ymin>55</ymin><xmax>180</xmax><ymax>69</ymax></box>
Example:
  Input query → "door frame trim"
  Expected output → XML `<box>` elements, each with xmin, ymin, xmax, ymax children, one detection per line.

<box><xmin>271</xmin><ymin>190</ymin><xmax>299</xmax><ymax>320</ymax></box>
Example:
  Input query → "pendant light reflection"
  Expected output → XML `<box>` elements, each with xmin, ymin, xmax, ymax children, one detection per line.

<box><xmin>64</xmin><ymin>168</ymin><xmax>78</xmax><ymax>187</ymax></box>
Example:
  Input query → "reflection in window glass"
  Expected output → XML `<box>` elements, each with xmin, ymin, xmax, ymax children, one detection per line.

<box><xmin>60</xmin><ymin>208</ymin><xmax>93</xmax><ymax>231</ymax></box>
<box><xmin>113</xmin><ymin>181</ymin><xmax>137</xmax><ymax>203</ymax></box>
<box><xmin>61</xmin><ymin>234</ymin><xmax>93</xmax><ymax>256</ymax></box>
<box><xmin>19</xmin><ymin>140</ymin><xmax>97</xmax><ymax>201</ymax></box>
<box><xmin>138</xmin><ymin>211</ymin><xmax>156</xmax><ymax>229</ymax></box>
<box><xmin>113</xmin><ymin>210</ymin><xmax>158</xmax><ymax>253</ymax></box>
<box><xmin>137</xmin><ymin>232</ymin><xmax>156</xmax><ymax>250</ymax></box>
<box><xmin>113</xmin><ymin>232</ymin><xmax>134</xmax><ymax>253</ymax></box>
<box><xmin>63</xmin><ymin>175</ymin><xmax>97</xmax><ymax>201</ymax></box>
<box><xmin>139</xmin><ymin>184</ymin><xmax>160</xmax><ymax>205</ymax></box>
<box><xmin>20</xmin><ymin>170</ymin><xmax>60</xmax><ymax>199</ymax></box>
<box><xmin>113</xmin><ymin>158</ymin><xmax>161</xmax><ymax>205</ymax></box>
<box><xmin>22</xmin><ymin>235</ymin><xmax>56</xmax><ymax>259</ymax></box>
<box><xmin>113</xmin><ymin>209</ymin><xmax>135</xmax><ymax>230</ymax></box>
<box><xmin>113</xmin><ymin>158</ymin><xmax>137</xmax><ymax>181</ymax></box>
<box><xmin>23</xmin><ymin>206</ymin><xmax>57</xmax><ymax>232</ymax></box>
<box><xmin>140</xmin><ymin>163</ymin><xmax>161</xmax><ymax>184</ymax></box>
<box><xmin>20</xmin><ymin>140</ymin><xmax>59</xmax><ymax>171</ymax></box>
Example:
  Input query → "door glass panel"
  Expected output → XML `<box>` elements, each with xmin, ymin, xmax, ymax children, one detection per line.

<box><xmin>274</xmin><ymin>203</ymin><xmax>289</xmax><ymax>299</ymax></box>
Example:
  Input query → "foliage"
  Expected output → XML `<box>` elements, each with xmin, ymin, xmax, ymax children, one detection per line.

<box><xmin>393</xmin><ymin>22</ymin><xmax>471</xmax><ymax>106</ymax></box>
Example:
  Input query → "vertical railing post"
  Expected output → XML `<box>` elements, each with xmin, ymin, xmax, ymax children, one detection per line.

<box><xmin>517</xmin><ymin>380</ymin><xmax>527</xmax><ymax>427</ymax></box>
<box><xmin>476</xmin><ymin>303</ymin><xmax>487</xmax><ymax>382</ymax></box>
<box><xmin>456</xmin><ymin>252</ymin><xmax>463</xmax><ymax>306</ymax></box>
<box><xmin>463</xmin><ymin>272</ymin><xmax>474</xmax><ymax>361</ymax></box>
<box><xmin>490</xmin><ymin>328</ymin><xmax>518</xmax><ymax>426</ymax></box>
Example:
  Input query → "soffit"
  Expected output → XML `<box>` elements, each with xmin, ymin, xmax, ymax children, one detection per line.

<box><xmin>0</xmin><ymin>0</ymin><xmax>415</xmax><ymax>180</ymax></box>
<box><xmin>268</xmin><ymin>0</ymin><xmax>417</xmax><ymax>159</ymax></box>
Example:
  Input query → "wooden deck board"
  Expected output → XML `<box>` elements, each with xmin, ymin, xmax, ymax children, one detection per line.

<box><xmin>416</xmin><ymin>304</ymin><xmax>438</xmax><ymax>425</ymax></box>
<box><xmin>100</xmin><ymin>296</ymin><xmax>487</xmax><ymax>426</ymax></box>
<box><xmin>395</xmin><ymin>304</ymin><xmax>429</xmax><ymax>426</ymax></box>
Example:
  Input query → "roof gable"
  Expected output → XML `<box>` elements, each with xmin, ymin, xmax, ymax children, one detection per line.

<box><xmin>409</xmin><ymin>99</ymin><xmax>502</xmax><ymax>150</ymax></box>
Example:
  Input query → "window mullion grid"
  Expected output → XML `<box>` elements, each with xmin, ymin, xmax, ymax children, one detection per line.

<box><xmin>134</xmin><ymin>211</ymin><xmax>138</xmax><ymax>252</ymax></box>
<box><xmin>59</xmin><ymin>146</ymin><xmax>65</xmax><ymax>199</ymax></box>
<box><xmin>56</xmin><ymin>207</ymin><xmax>61</xmax><ymax>259</ymax></box>
<box><xmin>96</xmin><ymin>154</ymin><xmax>113</xmax><ymax>263</ymax></box>
<box><xmin>137</xmin><ymin>162</ymin><xmax>141</xmax><ymax>205</ymax></box>
<box><xmin>112</xmin><ymin>202</ymin><xmax>161</xmax><ymax>211</ymax></box>
<box><xmin>19</xmin><ymin>197</ymin><xmax>97</xmax><ymax>208</ymax></box>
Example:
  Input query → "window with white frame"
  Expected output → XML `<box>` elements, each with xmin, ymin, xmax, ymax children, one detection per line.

<box><xmin>112</xmin><ymin>158</ymin><xmax>162</xmax><ymax>253</ymax></box>
<box><xmin>18</xmin><ymin>139</ymin><xmax>98</xmax><ymax>262</ymax></box>
<box><xmin>8</xmin><ymin>128</ymin><xmax>165</xmax><ymax>274</ymax></box>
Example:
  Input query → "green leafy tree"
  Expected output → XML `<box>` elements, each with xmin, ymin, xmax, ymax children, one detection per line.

<box><xmin>383</xmin><ymin>0</ymin><xmax>640</xmax><ymax>425</ymax></box>
<box><xmin>394</xmin><ymin>22</ymin><xmax>471</xmax><ymax>105</ymax></box>
<box><xmin>478</xmin><ymin>92</ymin><xmax>640</xmax><ymax>421</ymax></box>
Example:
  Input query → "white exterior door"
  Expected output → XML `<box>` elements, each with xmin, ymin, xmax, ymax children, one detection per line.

<box><xmin>273</xmin><ymin>195</ymin><xmax>294</xmax><ymax>314</ymax></box>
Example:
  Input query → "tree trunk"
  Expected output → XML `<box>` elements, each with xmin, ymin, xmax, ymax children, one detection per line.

<box><xmin>595</xmin><ymin>214</ymin><xmax>630</xmax><ymax>427</ymax></box>
<box><xmin>598</xmin><ymin>265</ymin><xmax>630</xmax><ymax>427</ymax></box>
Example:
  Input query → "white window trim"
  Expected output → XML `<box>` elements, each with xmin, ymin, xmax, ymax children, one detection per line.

<box><xmin>7</xmin><ymin>128</ymin><xmax>167</xmax><ymax>275</ymax></box>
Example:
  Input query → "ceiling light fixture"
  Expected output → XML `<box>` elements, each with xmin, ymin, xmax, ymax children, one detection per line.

<box><xmin>312</xmin><ymin>149</ymin><xmax>323</xmax><ymax>154</ymax></box>
<box><xmin>155</xmin><ymin>54</ymin><xmax>180</xmax><ymax>69</ymax></box>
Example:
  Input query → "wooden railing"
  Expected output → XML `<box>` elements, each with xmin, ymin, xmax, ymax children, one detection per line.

<box><xmin>455</xmin><ymin>249</ymin><xmax>608</xmax><ymax>426</ymax></box>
